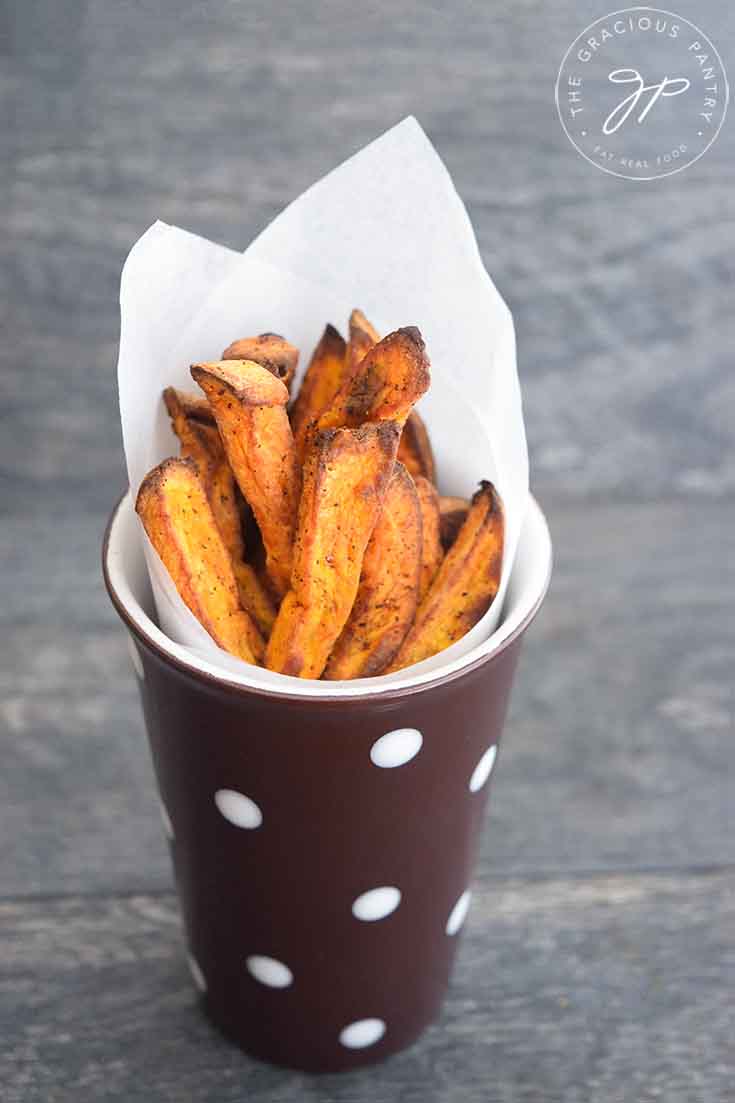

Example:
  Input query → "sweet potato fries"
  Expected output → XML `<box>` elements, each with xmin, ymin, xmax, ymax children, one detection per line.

<box><xmin>386</xmin><ymin>482</ymin><xmax>504</xmax><ymax>672</ymax></box>
<box><xmin>136</xmin><ymin>313</ymin><xmax>505</xmax><ymax>679</ymax></box>
<box><xmin>136</xmin><ymin>457</ymin><xmax>264</xmax><ymax>664</ymax></box>
<box><xmin>189</xmin><ymin>359</ymin><xmax>300</xmax><ymax>598</ymax></box>
<box><xmin>323</xmin><ymin>462</ymin><xmax>421</xmax><ymax>679</ymax></box>
<box><xmin>266</xmin><ymin>422</ymin><xmax>401</xmax><ymax>678</ymax></box>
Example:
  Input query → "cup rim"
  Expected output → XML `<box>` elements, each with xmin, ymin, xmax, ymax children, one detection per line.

<box><xmin>102</xmin><ymin>490</ymin><xmax>552</xmax><ymax>704</ymax></box>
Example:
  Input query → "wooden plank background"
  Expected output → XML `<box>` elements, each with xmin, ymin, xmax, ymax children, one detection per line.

<box><xmin>1</xmin><ymin>1</ymin><xmax>733</xmax><ymax>1099</ymax></box>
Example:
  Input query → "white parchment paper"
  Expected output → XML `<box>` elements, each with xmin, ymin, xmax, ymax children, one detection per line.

<box><xmin>118</xmin><ymin>117</ymin><xmax>529</xmax><ymax>694</ymax></box>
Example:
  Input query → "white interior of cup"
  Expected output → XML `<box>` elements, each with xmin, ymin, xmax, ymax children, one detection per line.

<box><xmin>105</xmin><ymin>491</ymin><xmax>551</xmax><ymax>698</ymax></box>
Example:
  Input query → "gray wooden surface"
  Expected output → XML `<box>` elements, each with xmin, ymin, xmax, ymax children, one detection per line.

<box><xmin>1</xmin><ymin>1</ymin><xmax>733</xmax><ymax>1099</ymax></box>
<box><xmin>4</xmin><ymin>873</ymin><xmax>733</xmax><ymax>1103</ymax></box>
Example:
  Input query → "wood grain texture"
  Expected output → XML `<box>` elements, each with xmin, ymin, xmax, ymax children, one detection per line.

<box><xmin>2</xmin><ymin>0</ymin><xmax>734</xmax><ymax>1096</ymax></box>
<box><xmin>2</xmin><ymin>873</ymin><xmax>732</xmax><ymax>1102</ymax></box>
<box><xmin>1</xmin><ymin>1</ymin><xmax>734</xmax><ymax>516</ymax></box>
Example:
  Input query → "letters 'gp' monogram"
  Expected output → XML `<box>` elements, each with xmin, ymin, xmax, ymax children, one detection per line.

<box><xmin>603</xmin><ymin>69</ymin><xmax>690</xmax><ymax>134</ymax></box>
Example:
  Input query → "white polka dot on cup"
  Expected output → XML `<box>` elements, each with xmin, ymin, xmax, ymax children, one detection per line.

<box><xmin>187</xmin><ymin>952</ymin><xmax>207</xmax><ymax>993</ymax></box>
<box><xmin>246</xmin><ymin>955</ymin><xmax>293</xmax><ymax>988</ymax></box>
<box><xmin>370</xmin><ymin>728</ymin><xmax>423</xmax><ymax>768</ymax></box>
<box><xmin>469</xmin><ymin>745</ymin><xmax>497</xmax><ymax>793</ymax></box>
<box><xmin>446</xmin><ymin>890</ymin><xmax>471</xmax><ymax>936</ymax></box>
<box><xmin>339</xmin><ymin>1018</ymin><xmax>386</xmax><ymax>1049</ymax></box>
<box><xmin>127</xmin><ymin>635</ymin><xmax>144</xmax><ymax>679</ymax></box>
<box><xmin>214</xmin><ymin>789</ymin><xmax>262</xmax><ymax>829</ymax></box>
<box><xmin>352</xmin><ymin>886</ymin><xmax>401</xmax><ymax>922</ymax></box>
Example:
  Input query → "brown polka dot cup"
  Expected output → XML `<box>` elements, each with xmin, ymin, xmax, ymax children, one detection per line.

<box><xmin>103</xmin><ymin>491</ymin><xmax>551</xmax><ymax>1072</ymax></box>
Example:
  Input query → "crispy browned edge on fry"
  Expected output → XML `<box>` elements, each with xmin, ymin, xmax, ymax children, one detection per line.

<box><xmin>323</xmin><ymin>462</ymin><xmax>422</xmax><ymax>679</ymax></box>
<box><xmin>222</xmin><ymin>333</ymin><xmax>299</xmax><ymax>392</ymax></box>
<box><xmin>163</xmin><ymin>387</ymin><xmax>215</xmax><ymax>424</ymax></box>
<box><xmin>290</xmin><ymin>323</ymin><xmax>347</xmax><ymax>459</ymax></box>
<box><xmin>439</xmin><ymin>495</ymin><xmax>470</xmax><ymax>550</ymax></box>
<box><xmin>135</xmin><ymin>457</ymin><xmax>264</xmax><ymax>663</ymax></box>
<box><xmin>385</xmin><ymin>481</ymin><xmax>504</xmax><ymax>672</ymax></box>
<box><xmin>162</xmin><ymin>387</ymin><xmax>217</xmax><ymax>449</ymax></box>
<box><xmin>414</xmin><ymin>475</ymin><xmax>443</xmax><ymax>601</ymax></box>
<box><xmin>345</xmin><ymin>308</ymin><xmax>380</xmax><ymax>376</ymax></box>
<box><xmin>317</xmin><ymin>326</ymin><xmax>431</xmax><ymax>432</ymax></box>
<box><xmin>190</xmin><ymin>360</ymin><xmax>300</xmax><ymax>598</ymax></box>
<box><xmin>265</xmin><ymin>421</ymin><xmax>401</xmax><ymax>679</ymax></box>
<box><xmin>398</xmin><ymin>409</ymin><xmax>436</xmax><ymax>483</ymax></box>
<box><xmin>191</xmin><ymin>359</ymin><xmax>290</xmax><ymax>406</ymax></box>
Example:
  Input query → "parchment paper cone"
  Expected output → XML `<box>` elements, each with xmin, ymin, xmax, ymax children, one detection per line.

<box><xmin>118</xmin><ymin>116</ymin><xmax>528</xmax><ymax>694</ymax></box>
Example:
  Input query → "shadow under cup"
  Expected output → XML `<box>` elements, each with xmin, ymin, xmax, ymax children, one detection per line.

<box><xmin>103</xmin><ymin>492</ymin><xmax>551</xmax><ymax>1073</ymax></box>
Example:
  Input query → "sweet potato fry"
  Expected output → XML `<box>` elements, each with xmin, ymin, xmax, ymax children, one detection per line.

<box><xmin>386</xmin><ymin>481</ymin><xmax>504</xmax><ymax>672</ymax></box>
<box><xmin>190</xmin><ymin>360</ymin><xmax>300</xmax><ymax>598</ymax></box>
<box><xmin>324</xmin><ymin>463</ymin><xmax>421</xmax><ymax>680</ymax></box>
<box><xmin>397</xmin><ymin>410</ymin><xmax>436</xmax><ymax>483</ymax></box>
<box><xmin>265</xmin><ymin>421</ymin><xmax>401</xmax><ymax>678</ymax></box>
<box><xmin>163</xmin><ymin>386</ymin><xmax>244</xmax><ymax>563</ymax></box>
<box><xmin>345</xmin><ymin>308</ymin><xmax>380</xmax><ymax>375</ymax></box>
<box><xmin>163</xmin><ymin>387</ymin><xmax>218</xmax><ymax>460</ymax></box>
<box><xmin>233</xmin><ymin>561</ymin><xmax>277</xmax><ymax>636</ymax></box>
<box><xmin>290</xmin><ymin>323</ymin><xmax>347</xmax><ymax>459</ymax></box>
<box><xmin>317</xmin><ymin>326</ymin><xmax>430</xmax><ymax>433</ymax></box>
<box><xmin>135</xmin><ymin>458</ymin><xmax>264</xmax><ymax>663</ymax></box>
<box><xmin>163</xmin><ymin>387</ymin><xmax>215</xmax><ymax>425</ymax></box>
<box><xmin>414</xmin><ymin>475</ymin><xmax>443</xmax><ymax>601</ymax></box>
<box><xmin>439</xmin><ymin>495</ymin><xmax>469</xmax><ymax>550</ymax></box>
<box><xmin>206</xmin><ymin>454</ymin><xmax>246</xmax><ymax>565</ymax></box>
<box><xmin>222</xmin><ymin>333</ymin><xmax>298</xmax><ymax>392</ymax></box>
<box><xmin>162</xmin><ymin>386</ymin><xmax>276</xmax><ymax>630</ymax></box>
